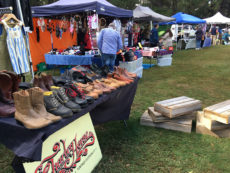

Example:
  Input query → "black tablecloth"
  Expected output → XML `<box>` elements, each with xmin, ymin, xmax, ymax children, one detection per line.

<box><xmin>0</xmin><ymin>78</ymin><xmax>139</xmax><ymax>161</ymax></box>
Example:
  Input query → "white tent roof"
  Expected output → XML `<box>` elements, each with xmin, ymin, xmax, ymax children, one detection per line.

<box><xmin>204</xmin><ymin>12</ymin><xmax>230</xmax><ymax>24</ymax></box>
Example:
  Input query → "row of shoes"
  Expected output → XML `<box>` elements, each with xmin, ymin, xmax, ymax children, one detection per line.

<box><xmin>0</xmin><ymin>71</ymin><xmax>20</xmax><ymax>117</ymax></box>
<box><xmin>52</xmin><ymin>64</ymin><xmax>109</xmax><ymax>86</ymax></box>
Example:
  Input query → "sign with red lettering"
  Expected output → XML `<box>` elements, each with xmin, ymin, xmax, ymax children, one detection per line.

<box><xmin>23</xmin><ymin>113</ymin><xmax>102</xmax><ymax>173</ymax></box>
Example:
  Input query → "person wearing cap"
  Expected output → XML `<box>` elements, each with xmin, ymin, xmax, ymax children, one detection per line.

<box><xmin>97</xmin><ymin>22</ymin><xmax>123</xmax><ymax>72</ymax></box>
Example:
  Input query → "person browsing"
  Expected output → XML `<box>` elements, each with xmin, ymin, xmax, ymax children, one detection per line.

<box><xmin>97</xmin><ymin>23</ymin><xmax>123</xmax><ymax>72</ymax></box>
<box><xmin>150</xmin><ymin>24</ymin><xmax>159</xmax><ymax>47</ymax></box>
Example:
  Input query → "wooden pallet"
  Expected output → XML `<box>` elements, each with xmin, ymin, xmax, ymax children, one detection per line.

<box><xmin>204</xmin><ymin>100</ymin><xmax>230</xmax><ymax>124</ymax></box>
<box><xmin>196</xmin><ymin>125</ymin><xmax>230</xmax><ymax>138</ymax></box>
<box><xmin>197</xmin><ymin>111</ymin><xmax>230</xmax><ymax>131</ymax></box>
<box><xmin>154</xmin><ymin>96</ymin><xmax>202</xmax><ymax>118</ymax></box>
<box><xmin>148</xmin><ymin>107</ymin><xmax>196</xmax><ymax>123</ymax></box>
<box><xmin>140</xmin><ymin>111</ymin><xmax>192</xmax><ymax>133</ymax></box>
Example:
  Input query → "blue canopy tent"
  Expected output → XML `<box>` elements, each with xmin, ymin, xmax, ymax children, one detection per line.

<box><xmin>161</xmin><ymin>12</ymin><xmax>206</xmax><ymax>25</ymax></box>
<box><xmin>160</xmin><ymin>12</ymin><xmax>206</xmax><ymax>50</ymax></box>
<box><xmin>31</xmin><ymin>0</ymin><xmax>133</xmax><ymax>18</ymax></box>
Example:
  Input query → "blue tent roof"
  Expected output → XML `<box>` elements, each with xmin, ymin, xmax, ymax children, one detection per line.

<box><xmin>161</xmin><ymin>12</ymin><xmax>206</xmax><ymax>24</ymax></box>
<box><xmin>32</xmin><ymin>0</ymin><xmax>133</xmax><ymax>18</ymax></box>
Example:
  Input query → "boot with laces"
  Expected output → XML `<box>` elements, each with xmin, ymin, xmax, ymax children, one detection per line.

<box><xmin>70</xmin><ymin>83</ymin><xmax>96</xmax><ymax>102</ymax></box>
<box><xmin>63</xmin><ymin>86</ymin><xmax>89</xmax><ymax>108</ymax></box>
<box><xmin>43</xmin><ymin>91</ymin><xmax>73</xmax><ymax>118</ymax></box>
<box><xmin>51</xmin><ymin>86</ymin><xmax>81</xmax><ymax>113</ymax></box>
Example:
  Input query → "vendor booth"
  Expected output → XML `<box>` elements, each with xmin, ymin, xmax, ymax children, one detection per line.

<box><xmin>161</xmin><ymin>12</ymin><xmax>206</xmax><ymax>50</ymax></box>
<box><xmin>132</xmin><ymin>6</ymin><xmax>175</xmax><ymax>67</ymax></box>
<box><xmin>0</xmin><ymin>1</ymin><xmax>140</xmax><ymax>173</ymax></box>
<box><xmin>30</xmin><ymin>0</ymin><xmax>133</xmax><ymax>71</ymax></box>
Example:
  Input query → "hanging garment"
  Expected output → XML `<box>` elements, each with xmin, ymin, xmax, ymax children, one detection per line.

<box><xmin>0</xmin><ymin>24</ymin><xmax>13</xmax><ymax>71</ymax></box>
<box><xmin>0</xmin><ymin>0</ymin><xmax>34</xmax><ymax>31</ymax></box>
<box><xmin>2</xmin><ymin>20</ymin><xmax>30</xmax><ymax>74</ymax></box>
<box><xmin>113</xmin><ymin>19</ymin><xmax>121</xmax><ymax>32</ymax></box>
<box><xmin>84</xmin><ymin>31</ymin><xmax>92</xmax><ymax>50</ymax></box>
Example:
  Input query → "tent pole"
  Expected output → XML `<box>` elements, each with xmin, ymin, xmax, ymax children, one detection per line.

<box><xmin>16</xmin><ymin>0</ymin><xmax>34</xmax><ymax>80</ymax></box>
<box><xmin>176</xmin><ymin>24</ymin><xmax>178</xmax><ymax>51</ymax></box>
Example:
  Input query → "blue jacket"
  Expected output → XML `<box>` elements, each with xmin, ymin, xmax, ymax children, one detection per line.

<box><xmin>97</xmin><ymin>28</ymin><xmax>123</xmax><ymax>54</ymax></box>
<box><xmin>150</xmin><ymin>28</ymin><xmax>159</xmax><ymax>44</ymax></box>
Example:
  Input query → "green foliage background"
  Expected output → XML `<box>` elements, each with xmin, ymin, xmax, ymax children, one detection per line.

<box><xmin>30</xmin><ymin>0</ymin><xmax>230</xmax><ymax>18</ymax></box>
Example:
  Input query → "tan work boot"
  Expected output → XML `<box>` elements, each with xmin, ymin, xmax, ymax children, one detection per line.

<box><xmin>13</xmin><ymin>90</ymin><xmax>53</xmax><ymax>129</ymax></box>
<box><xmin>28</xmin><ymin>87</ymin><xmax>62</xmax><ymax>122</ymax></box>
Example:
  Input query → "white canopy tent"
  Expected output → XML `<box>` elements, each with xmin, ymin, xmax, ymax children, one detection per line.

<box><xmin>204</xmin><ymin>12</ymin><xmax>230</xmax><ymax>24</ymax></box>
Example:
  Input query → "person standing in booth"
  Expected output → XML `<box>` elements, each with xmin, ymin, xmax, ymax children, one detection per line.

<box><xmin>210</xmin><ymin>25</ymin><xmax>217</xmax><ymax>45</ymax></box>
<box><xmin>150</xmin><ymin>24</ymin><xmax>159</xmax><ymax>47</ymax></box>
<box><xmin>97</xmin><ymin>23</ymin><xmax>122</xmax><ymax>72</ymax></box>
<box><xmin>195</xmin><ymin>25</ymin><xmax>203</xmax><ymax>50</ymax></box>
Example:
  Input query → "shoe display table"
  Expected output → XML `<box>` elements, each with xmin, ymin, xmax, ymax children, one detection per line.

<box><xmin>45</xmin><ymin>54</ymin><xmax>93</xmax><ymax>65</ymax></box>
<box><xmin>0</xmin><ymin>78</ymin><xmax>139</xmax><ymax>172</ymax></box>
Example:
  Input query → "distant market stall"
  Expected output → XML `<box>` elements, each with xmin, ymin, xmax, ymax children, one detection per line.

<box><xmin>161</xmin><ymin>12</ymin><xmax>206</xmax><ymax>50</ymax></box>
<box><xmin>204</xmin><ymin>12</ymin><xmax>230</xmax><ymax>24</ymax></box>
<box><xmin>132</xmin><ymin>6</ymin><xmax>175</xmax><ymax>68</ymax></box>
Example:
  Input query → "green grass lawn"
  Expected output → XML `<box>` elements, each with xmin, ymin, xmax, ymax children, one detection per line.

<box><xmin>1</xmin><ymin>46</ymin><xmax>230</xmax><ymax>173</ymax></box>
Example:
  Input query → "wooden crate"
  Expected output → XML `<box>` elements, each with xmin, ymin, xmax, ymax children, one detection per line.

<box><xmin>203</xmin><ymin>100</ymin><xmax>230</xmax><ymax>124</ymax></box>
<box><xmin>197</xmin><ymin>111</ymin><xmax>230</xmax><ymax>131</ymax></box>
<box><xmin>196</xmin><ymin>125</ymin><xmax>230</xmax><ymax>138</ymax></box>
<box><xmin>140</xmin><ymin>111</ymin><xmax>192</xmax><ymax>133</ymax></box>
<box><xmin>148</xmin><ymin>107</ymin><xmax>196</xmax><ymax>123</ymax></box>
<box><xmin>154</xmin><ymin>96</ymin><xmax>202</xmax><ymax>118</ymax></box>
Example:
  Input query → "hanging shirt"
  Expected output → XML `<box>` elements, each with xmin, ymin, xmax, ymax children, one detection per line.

<box><xmin>0</xmin><ymin>0</ymin><xmax>33</xmax><ymax>31</ymax></box>
<box><xmin>97</xmin><ymin>28</ymin><xmax>123</xmax><ymax>55</ymax></box>
<box><xmin>2</xmin><ymin>20</ymin><xmax>30</xmax><ymax>74</ymax></box>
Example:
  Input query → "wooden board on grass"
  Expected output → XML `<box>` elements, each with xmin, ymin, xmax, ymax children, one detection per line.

<box><xmin>148</xmin><ymin>107</ymin><xmax>196</xmax><ymax>123</ymax></box>
<box><xmin>140</xmin><ymin>111</ymin><xmax>192</xmax><ymax>133</ymax></box>
<box><xmin>204</xmin><ymin>100</ymin><xmax>230</xmax><ymax>124</ymax></box>
<box><xmin>154</xmin><ymin>96</ymin><xmax>202</xmax><ymax>118</ymax></box>
<box><xmin>196</xmin><ymin>125</ymin><xmax>230</xmax><ymax>138</ymax></box>
<box><xmin>197</xmin><ymin>111</ymin><xmax>230</xmax><ymax>131</ymax></box>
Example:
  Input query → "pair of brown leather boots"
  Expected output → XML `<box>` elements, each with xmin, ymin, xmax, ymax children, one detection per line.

<box><xmin>107</xmin><ymin>67</ymin><xmax>137</xmax><ymax>85</ymax></box>
<box><xmin>13</xmin><ymin>87</ymin><xmax>61</xmax><ymax>129</ymax></box>
<box><xmin>0</xmin><ymin>71</ymin><xmax>21</xmax><ymax>117</ymax></box>
<box><xmin>33</xmin><ymin>73</ymin><xmax>54</xmax><ymax>91</ymax></box>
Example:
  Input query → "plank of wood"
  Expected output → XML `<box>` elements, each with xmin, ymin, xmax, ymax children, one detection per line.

<box><xmin>148</xmin><ymin>107</ymin><xmax>196</xmax><ymax>122</ymax></box>
<box><xmin>170</xmin><ymin>102</ymin><xmax>202</xmax><ymax>118</ymax></box>
<box><xmin>140</xmin><ymin>111</ymin><xmax>192</xmax><ymax>133</ymax></box>
<box><xmin>168</xmin><ymin>100</ymin><xmax>201</xmax><ymax>109</ymax></box>
<box><xmin>196</xmin><ymin>125</ymin><xmax>230</xmax><ymax>138</ymax></box>
<box><xmin>214</xmin><ymin>104</ymin><xmax>230</xmax><ymax>114</ymax></box>
<box><xmin>204</xmin><ymin>111</ymin><xmax>230</xmax><ymax>124</ymax></box>
<box><xmin>197</xmin><ymin>111</ymin><xmax>230</xmax><ymax>131</ymax></box>
<box><xmin>161</xmin><ymin>98</ymin><xmax>194</xmax><ymax>107</ymax></box>
<box><xmin>196</xmin><ymin>125</ymin><xmax>219</xmax><ymax>138</ymax></box>
<box><xmin>156</xmin><ymin>96</ymin><xmax>188</xmax><ymax>105</ymax></box>
<box><xmin>204</xmin><ymin>100</ymin><xmax>230</xmax><ymax>111</ymax></box>
<box><xmin>154</xmin><ymin>96</ymin><xmax>202</xmax><ymax>118</ymax></box>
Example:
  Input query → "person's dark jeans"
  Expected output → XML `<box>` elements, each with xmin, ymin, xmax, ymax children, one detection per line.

<box><xmin>101</xmin><ymin>53</ymin><xmax>117</xmax><ymax>72</ymax></box>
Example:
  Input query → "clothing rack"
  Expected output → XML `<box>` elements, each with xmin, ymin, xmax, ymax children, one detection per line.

<box><xmin>0</xmin><ymin>7</ymin><xmax>13</xmax><ymax>15</ymax></box>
